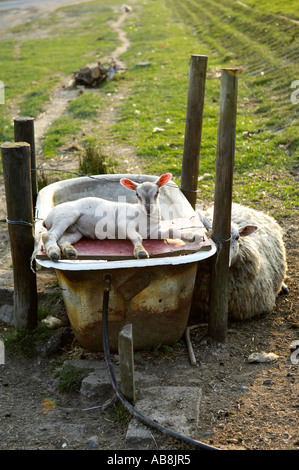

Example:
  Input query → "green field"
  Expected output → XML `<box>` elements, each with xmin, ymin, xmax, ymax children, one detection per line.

<box><xmin>0</xmin><ymin>0</ymin><xmax>298</xmax><ymax>218</ymax></box>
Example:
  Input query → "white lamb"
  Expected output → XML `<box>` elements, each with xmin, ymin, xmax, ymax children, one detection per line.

<box><xmin>41</xmin><ymin>173</ymin><xmax>198</xmax><ymax>261</ymax></box>
<box><xmin>191</xmin><ymin>203</ymin><xmax>288</xmax><ymax>321</ymax></box>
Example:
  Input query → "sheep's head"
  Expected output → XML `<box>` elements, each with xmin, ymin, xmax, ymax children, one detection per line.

<box><xmin>196</xmin><ymin>209</ymin><xmax>258</xmax><ymax>267</ymax></box>
<box><xmin>120</xmin><ymin>173</ymin><xmax>172</xmax><ymax>215</ymax></box>
<box><xmin>229</xmin><ymin>222</ymin><xmax>258</xmax><ymax>266</ymax></box>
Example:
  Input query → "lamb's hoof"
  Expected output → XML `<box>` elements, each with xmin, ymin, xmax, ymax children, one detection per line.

<box><xmin>49</xmin><ymin>251</ymin><xmax>60</xmax><ymax>262</ymax></box>
<box><xmin>66</xmin><ymin>249</ymin><xmax>78</xmax><ymax>260</ymax></box>
<box><xmin>62</xmin><ymin>245</ymin><xmax>78</xmax><ymax>260</ymax></box>
<box><xmin>183</xmin><ymin>232</ymin><xmax>202</xmax><ymax>244</ymax></box>
<box><xmin>137</xmin><ymin>250</ymin><xmax>149</xmax><ymax>259</ymax></box>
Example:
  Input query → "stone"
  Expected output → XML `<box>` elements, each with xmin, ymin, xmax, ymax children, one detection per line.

<box><xmin>248</xmin><ymin>352</ymin><xmax>280</xmax><ymax>363</ymax></box>
<box><xmin>37</xmin><ymin>328</ymin><xmax>73</xmax><ymax>357</ymax></box>
<box><xmin>0</xmin><ymin>304</ymin><xmax>14</xmax><ymax>325</ymax></box>
<box><xmin>263</xmin><ymin>379</ymin><xmax>272</xmax><ymax>386</ymax></box>
<box><xmin>64</xmin><ymin>360</ymin><xmax>120</xmax><ymax>400</ymax></box>
<box><xmin>134</xmin><ymin>386</ymin><xmax>202</xmax><ymax>439</ymax></box>
<box><xmin>80</xmin><ymin>372</ymin><xmax>113</xmax><ymax>399</ymax></box>
<box><xmin>125</xmin><ymin>417</ymin><xmax>155</xmax><ymax>449</ymax></box>
<box><xmin>290</xmin><ymin>340</ymin><xmax>299</xmax><ymax>351</ymax></box>
<box><xmin>86</xmin><ymin>435</ymin><xmax>100</xmax><ymax>449</ymax></box>
<box><xmin>42</xmin><ymin>316</ymin><xmax>63</xmax><ymax>329</ymax></box>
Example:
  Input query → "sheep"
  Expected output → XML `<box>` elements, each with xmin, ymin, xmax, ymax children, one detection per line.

<box><xmin>41</xmin><ymin>173</ymin><xmax>199</xmax><ymax>261</ymax></box>
<box><xmin>190</xmin><ymin>203</ymin><xmax>288</xmax><ymax>321</ymax></box>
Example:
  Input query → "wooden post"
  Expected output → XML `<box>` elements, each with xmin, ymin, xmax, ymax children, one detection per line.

<box><xmin>208</xmin><ymin>68</ymin><xmax>239</xmax><ymax>343</ymax></box>
<box><xmin>118</xmin><ymin>323</ymin><xmax>135</xmax><ymax>403</ymax></box>
<box><xmin>1</xmin><ymin>142</ymin><xmax>38</xmax><ymax>330</ymax></box>
<box><xmin>14</xmin><ymin>116</ymin><xmax>38</xmax><ymax>208</ymax></box>
<box><xmin>181</xmin><ymin>54</ymin><xmax>208</xmax><ymax>208</ymax></box>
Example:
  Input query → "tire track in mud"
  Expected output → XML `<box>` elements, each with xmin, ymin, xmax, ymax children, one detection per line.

<box><xmin>34</xmin><ymin>6</ymin><xmax>132</xmax><ymax>160</ymax></box>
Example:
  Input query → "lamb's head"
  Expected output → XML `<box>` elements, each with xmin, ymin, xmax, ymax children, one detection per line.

<box><xmin>120</xmin><ymin>173</ymin><xmax>172</xmax><ymax>215</ymax></box>
<box><xmin>229</xmin><ymin>222</ymin><xmax>258</xmax><ymax>266</ymax></box>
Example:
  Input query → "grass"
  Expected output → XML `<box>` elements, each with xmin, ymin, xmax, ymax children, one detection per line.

<box><xmin>110</xmin><ymin>0</ymin><xmax>298</xmax><ymax>218</ymax></box>
<box><xmin>0</xmin><ymin>1</ymin><xmax>120</xmax><ymax>144</ymax></box>
<box><xmin>0</xmin><ymin>0</ymin><xmax>298</xmax><ymax>221</ymax></box>
<box><xmin>2</xmin><ymin>322</ymin><xmax>51</xmax><ymax>358</ymax></box>
<box><xmin>56</xmin><ymin>363</ymin><xmax>83</xmax><ymax>393</ymax></box>
<box><xmin>105</xmin><ymin>401</ymin><xmax>131</xmax><ymax>426</ymax></box>
<box><xmin>79</xmin><ymin>142</ymin><xmax>116</xmax><ymax>175</ymax></box>
<box><xmin>238</xmin><ymin>0</ymin><xmax>299</xmax><ymax>21</ymax></box>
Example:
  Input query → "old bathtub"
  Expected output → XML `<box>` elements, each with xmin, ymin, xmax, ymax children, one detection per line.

<box><xmin>34</xmin><ymin>174</ymin><xmax>216</xmax><ymax>351</ymax></box>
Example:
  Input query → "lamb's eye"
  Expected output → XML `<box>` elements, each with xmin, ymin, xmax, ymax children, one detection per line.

<box><xmin>235</xmin><ymin>235</ymin><xmax>240</xmax><ymax>241</ymax></box>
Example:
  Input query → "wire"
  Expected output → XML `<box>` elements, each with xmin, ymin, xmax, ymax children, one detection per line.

<box><xmin>6</xmin><ymin>217</ymin><xmax>33</xmax><ymax>227</ymax></box>
<box><xmin>31</xmin><ymin>167</ymin><xmax>101</xmax><ymax>180</ymax></box>
<box><xmin>102</xmin><ymin>274</ymin><xmax>220</xmax><ymax>451</ymax></box>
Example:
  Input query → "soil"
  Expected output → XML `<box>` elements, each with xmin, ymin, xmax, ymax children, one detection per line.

<box><xmin>0</xmin><ymin>1</ymin><xmax>298</xmax><ymax>452</ymax></box>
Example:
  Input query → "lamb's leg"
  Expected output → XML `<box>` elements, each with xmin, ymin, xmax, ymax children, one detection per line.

<box><xmin>58</xmin><ymin>228</ymin><xmax>82</xmax><ymax>259</ymax></box>
<box><xmin>132</xmin><ymin>234</ymin><xmax>149</xmax><ymax>259</ymax></box>
<box><xmin>158</xmin><ymin>227</ymin><xmax>202</xmax><ymax>244</ymax></box>
<box><xmin>124</xmin><ymin>224</ymin><xmax>149</xmax><ymax>259</ymax></box>
<box><xmin>42</xmin><ymin>212</ymin><xmax>80</xmax><ymax>261</ymax></box>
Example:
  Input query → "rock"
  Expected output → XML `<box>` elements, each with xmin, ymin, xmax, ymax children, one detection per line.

<box><xmin>65</xmin><ymin>360</ymin><xmax>120</xmax><ymax>400</ymax></box>
<box><xmin>0</xmin><ymin>288</ymin><xmax>13</xmax><ymax>305</ymax></box>
<box><xmin>134</xmin><ymin>385</ymin><xmax>202</xmax><ymax>439</ymax></box>
<box><xmin>86</xmin><ymin>435</ymin><xmax>100</xmax><ymax>449</ymax></box>
<box><xmin>135</xmin><ymin>62</ymin><xmax>151</xmax><ymax>67</ymax></box>
<box><xmin>80</xmin><ymin>372</ymin><xmax>113</xmax><ymax>400</ymax></box>
<box><xmin>248</xmin><ymin>352</ymin><xmax>280</xmax><ymax>363</ymax></box>
<box><xmin>290</xmin><ymin>340</ymin><xmax>299</xmax><ymax>351</ymax></box>
<box><xmin>0</xmin><ymin>304</ymin><xmax>14</xmax><ymax>325</ymax></box>
<box><xmin>263</xmin><ymin>379</ymin><xmax>272</xmax><ymax>385</ymax></box>
<box><xmin>37</xmin><ymin>327</ymin><xmax>73</xmax><ymax>357</ymax></box>
<box><xmin>42</xmin><ymin>316</ymin><xmax>63</xmax><ymax>329</ymax></box>
<box><xmin>126</xmin><ymin>417</ymin><xmax>155</xmax><ymax>449</ymax></box>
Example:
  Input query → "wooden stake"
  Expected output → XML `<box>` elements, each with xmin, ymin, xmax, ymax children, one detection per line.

<box><xmin>185</xmin><ymin>327</ymin><xmax>197</xmax><ymax>365</ymax></box>
<box><xmin>181</xmin><ymin>54</ymin><xmax>208</xmax><ymax>208</ymax></box>
<box><xmin>118</xmin><ymin>323</ymin><xmax>135</xmax><ymax>403</ymax></box>
<box><xmin>208</xmin><ymin>68</ymin><xmax>239</xmax><ymax>343</ymax></box>
<box><xmin>1</xmin><ymin>142</ymin><xmax>38</xmax><ymax>330</ymax></box>
<box><xmin>14</xmin><ymin>116</ymin><xmax>38</xmax><ymax>208</ymax></box>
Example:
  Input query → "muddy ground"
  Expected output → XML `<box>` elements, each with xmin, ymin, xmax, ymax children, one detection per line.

<box><xmin>0</xmin><ymin>0</ymin><xmax>298</xmax><ymax>452</ymax></box>
<box><xmin>0</xmin><ymin>217</ymin><xmax>298</xmax><ymax>452</ymax></box>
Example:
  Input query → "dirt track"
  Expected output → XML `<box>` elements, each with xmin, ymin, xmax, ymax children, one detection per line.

<box><xmin>0</xmin><ymin>0</ymin><xmax>93</xmax><ymax>32</ymax></box>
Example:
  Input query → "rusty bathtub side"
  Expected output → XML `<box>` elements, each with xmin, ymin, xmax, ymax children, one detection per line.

<box><xmin>56</xmin><ymin>262</ymin><xmax>198</xmax><ymax>352</ymax></box>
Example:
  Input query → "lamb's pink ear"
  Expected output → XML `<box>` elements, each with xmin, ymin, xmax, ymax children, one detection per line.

<box><xmin>239</xmin><ymin>225</ymin><xmax>258</xmax><ymax>237</ymax></box>
<box><xmin>157</xmin><ymin>173</ymin><xmax>172</xmax><ymax>187</ymax></box>
<box><xmin>120</xmin><ymin>178</ymin><xmax>137</xmax><ymax>191</ymax></box>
